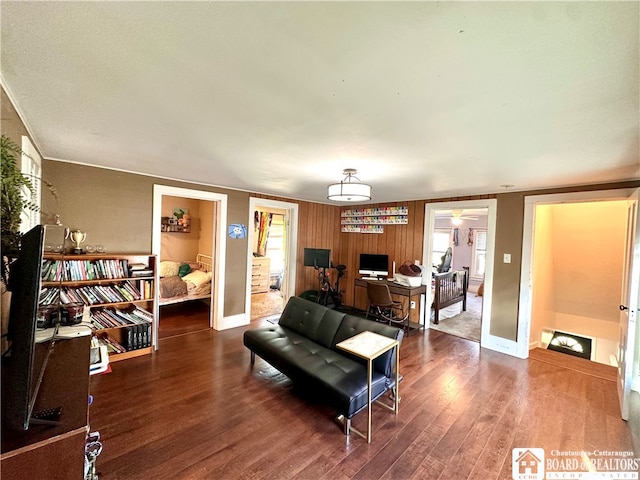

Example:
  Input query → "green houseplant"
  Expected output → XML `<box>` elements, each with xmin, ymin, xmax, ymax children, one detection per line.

<box><xmin>1</xmin><ymin>134</ymin><xmax>57</xmax><ymax>279</ymax></box>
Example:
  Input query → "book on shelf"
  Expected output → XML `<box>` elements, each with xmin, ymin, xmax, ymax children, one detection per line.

<box><xmin>130</xmin><ymin>269</ymin><xmax>154</xmax><ymax>278</ymax></box>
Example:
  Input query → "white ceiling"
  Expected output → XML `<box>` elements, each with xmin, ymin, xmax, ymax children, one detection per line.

<box><xmin>1</xmin><ymin>1</ymin><xmax>638</xmax><ymax>205</ymax></box>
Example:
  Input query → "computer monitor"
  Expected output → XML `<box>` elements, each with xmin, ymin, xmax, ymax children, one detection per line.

<box><xmin>303</xmin><ymin>248</ymin><xmax>331</xmax><ymax>269</ymax></box>
<box><xmin>358</xmin><ymin>253</ymin><xmax>389</xmax><ymax>279</ymax></box>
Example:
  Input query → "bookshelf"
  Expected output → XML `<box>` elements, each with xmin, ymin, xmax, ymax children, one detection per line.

<box><xmin>41</xmin><ymin>253</ymin><xmax>156</xmax><ymax>362</ymax></box>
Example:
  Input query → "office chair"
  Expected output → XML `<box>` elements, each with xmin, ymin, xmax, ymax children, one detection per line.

<box><xmin>435</xmin><ymin>247</ymin><xmax>453</xmax><ymax>273</ymax></box>
<box><xmin>365</xmin><ymin>281</ymin><xmax>409</xmax><ymax>330</ymax></box>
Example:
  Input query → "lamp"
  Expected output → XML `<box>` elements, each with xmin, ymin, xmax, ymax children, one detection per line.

<box><xmin>327</xmin><ymin>168</ymin><xmax>371</xmax><ymax>202</ymax></box>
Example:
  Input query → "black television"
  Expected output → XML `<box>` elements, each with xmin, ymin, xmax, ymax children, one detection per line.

<box><xmin>2</xmin><ymin>225</ymin><xmax>47</xmax><ymax>430</ymax></box>
<box><xmin>359</xmin><ymin>253</ymin><xmax>389</xmax><ymax>279</ymax></box>
<box><xmin>303</xmin><ymin>248</ymin><xmax>331</xmax><ymax>269</ymax></box>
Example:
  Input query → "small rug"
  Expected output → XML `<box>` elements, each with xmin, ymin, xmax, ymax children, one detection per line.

<box><xmin>251</xmin><ymin>290</ymin><xmax>284</xmax><ymax>321</ymax></box>
<box><xmin>547</xmin><ymin>330</ymin><xmax>592</xmax><ymax>360</ymax></box>
<box><xmin>428</xmin><ymin>294</ymin><xmax>482</xmax><ymax>342</ymax></box>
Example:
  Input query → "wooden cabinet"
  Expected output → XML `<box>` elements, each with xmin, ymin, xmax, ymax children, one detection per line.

<box><xmin>251</xmin><ymin>257</ymin><xmax>271</xmax><ymax>294</ymax></box>
<box><xmin>41</xmin><ymin>253</ymin><xmax>156</xmax><ymax>362</ymax></box>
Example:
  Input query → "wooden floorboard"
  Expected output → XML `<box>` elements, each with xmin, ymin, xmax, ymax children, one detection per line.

<box><xmin>89</xmin><ymin>310</ymin><xmax>638</xmax><ymax>480</ymax></box>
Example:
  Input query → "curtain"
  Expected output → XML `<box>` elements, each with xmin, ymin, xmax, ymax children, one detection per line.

<box><xmin>256</xmin><ymin>211</ymin><xmax>272</xmax><ymax>256</ymax></box>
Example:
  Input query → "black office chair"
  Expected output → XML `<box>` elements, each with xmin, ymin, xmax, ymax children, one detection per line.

<box><xmin>365</xmin><ymin>281</ymin><xmax>409</xmax><ymax>330</ymax></box>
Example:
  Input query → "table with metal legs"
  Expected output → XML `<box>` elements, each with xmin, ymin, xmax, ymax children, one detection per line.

<box><xmin>336</xmin><ymin>330</ymin><xmax>400</xmax><ymax>443</ymax></box>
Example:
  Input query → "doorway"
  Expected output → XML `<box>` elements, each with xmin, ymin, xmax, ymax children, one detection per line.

<box><xmin>527</xmin><ymin>200</ymin><xmax>627</xmax><ymax>366</ymax></box>
<box><xmin>247</xmin><ymin>198</ymin><xmax>298</xmax><ymax>322</ymax></box>
<box><xmin>427</xmin><ymin>207</ymin><xmax>488</xmax><ymax>342</ymax></box>
<box><xmin>152</xmin><ymin>185</ymin><xmax>228</xmax><ymax>348</ymax></box>
<box><xmin>424</xmin><ymin>199</ymin><xmax>497</xmax><ymax>350</ymax></box>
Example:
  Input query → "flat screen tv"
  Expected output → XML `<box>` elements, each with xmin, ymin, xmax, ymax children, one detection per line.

<box><xmin>359</xmin><ymin>253</ymin><xmax>389</xmax><ymax>279</ymax></box>
<box><xmin>2</xmin><ymin>224</ymin><xmax>46</xmax><ymax>430</ymax></box>
<box><xmin>303</xmin><ymin>248</ymin><xmax>331</xmax><ymax>269</ymax></box>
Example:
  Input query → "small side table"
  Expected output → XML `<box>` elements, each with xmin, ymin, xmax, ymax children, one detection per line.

<box><xmin>336</xmin><ymin>330</ymin><xmax>400</xmax><ymax>443</ymax></box>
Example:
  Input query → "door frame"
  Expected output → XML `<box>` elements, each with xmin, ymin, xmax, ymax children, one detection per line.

<box><xmin>152</xmin><ymin>185</ymin><xmax>228</xmax><ymax>344</ymax></box>
<box><xmin>246</xmin><ymin>198</ymin><xmax>298</xmax><ymax>319</ymax></box>
<box><xmin>423</xmin><ymin>199</ymin><xmax>497</xmax><ymax>350</ymax></box>
<box><xmin>518</xmin><ymin>188</ymin><xmax>636</xmax><ymax>362</ymax></box>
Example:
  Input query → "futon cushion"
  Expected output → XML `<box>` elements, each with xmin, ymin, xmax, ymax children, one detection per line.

<box><xmin>277</xmin><ymin>296</ymin><xmax>345</xmax><ymax>348</ymax></box>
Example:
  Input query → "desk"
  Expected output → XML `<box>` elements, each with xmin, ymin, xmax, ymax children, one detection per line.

<box><xmin>354</xmin><ymin>278</ymin><xmax>427</xmax><ymax>332</ymax></box>
<box><xmin>336</xmin><ymin>331</ymin><xmax>399</xmax><ymax>443</ymax></box>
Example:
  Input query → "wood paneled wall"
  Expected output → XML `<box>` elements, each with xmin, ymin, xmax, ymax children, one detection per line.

<box><xmin>252</xmin><ymin>194</ymin><xmax>497</xmax><ymax>314</ymax></box>
<box><xmin>337</xmin><ymin>201</ymin><xmax>426</xmax><ymax>308</ymax></box>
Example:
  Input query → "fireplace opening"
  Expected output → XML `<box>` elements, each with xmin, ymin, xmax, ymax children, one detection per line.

<box><xmin>547</xmin><ymin>331</ymin><xmax>592</xmax><ymax>360</ymax></box>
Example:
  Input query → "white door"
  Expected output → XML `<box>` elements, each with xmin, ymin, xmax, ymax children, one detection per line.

<box><xmin>618</xmin><ymin>188</ymin><xmax>640</xmax><ymax>420</ymax></box>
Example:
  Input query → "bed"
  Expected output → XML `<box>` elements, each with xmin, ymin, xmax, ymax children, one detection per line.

<box><xmin>159</xmin><ymin>254</ymin><xmax>213</xmax><ymax>306</ymax></box>
<box><xmin>432</xmin><ymin>268</ymin><xmax>468</xmax><ymax>324</ymax></box>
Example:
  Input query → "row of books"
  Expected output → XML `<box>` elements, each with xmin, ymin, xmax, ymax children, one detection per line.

<box><xmin>95</xmin><ymin>325</ymin><xmax>151</xmax><ymax>353</ymax></box>
<box><xmin>90</xmin><ymin>305</ymin><xmax>153</xmax><ymax>330</ymax></box>
<box><xmin>39</xmin><ymin>280</ymin><xmax>153</xmax><ymax>306</ymax></box>
<box><xmin>121</xmin><ymin>323</ymin><xmax>152</xmax><ymax>350</ymax></box>
<box><xmin>41</xmin><ymin>258</ymin><xmax>149</xmax><ymax>282</ymax></box>
<box><xmin>95</xmin><ymin>333</ymin><xmax>127</xmax><ymax>354</ymax></box>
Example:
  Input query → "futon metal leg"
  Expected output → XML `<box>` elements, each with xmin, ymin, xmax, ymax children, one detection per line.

<box><xmin>344</xmin><ymin>417</ymin><xmax>351</xmax><ymax>436</ymax></box>
<box><xmin>250</xmin><ymin>351</ymin><xmax>255</xmax><ymax>365</ymax></box>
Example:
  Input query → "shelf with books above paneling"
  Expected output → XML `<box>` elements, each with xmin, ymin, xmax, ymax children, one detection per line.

<box><xmin>340</xmin><ymin>206</ymin><xmax>408</xmax><ymax>234</ymax></box>
<box><xmin>41</xmin><ymin>253</ymin><xmax>156</xmax><ymax>362</ymax></box>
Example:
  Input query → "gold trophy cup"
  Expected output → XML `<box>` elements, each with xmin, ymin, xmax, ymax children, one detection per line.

<box><xmin>66</xmin><ymin>229</ymin><xmax>87</xmax><ymax>254</ymax></box>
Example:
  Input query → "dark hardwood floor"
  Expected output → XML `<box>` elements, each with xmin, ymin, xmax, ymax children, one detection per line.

<box><xmin>90</xmin><ymin>308</ymin><xmax>638</xmax><ymax>480</ymax></box>
<box><xmin>158</xmin><ymin>301</ymin><xmax>211</xmax><ymax>339</ymax></box>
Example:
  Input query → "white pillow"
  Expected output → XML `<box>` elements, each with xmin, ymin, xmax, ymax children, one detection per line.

<box><xmin>182</xmin><ymin>270</ymin><xmax>212</xmax><ymax>289</ymax></box>
<box><xmin>159</xmin><ymin>261</ymin><xmax>180</xmax><ymax>278</ymax></box>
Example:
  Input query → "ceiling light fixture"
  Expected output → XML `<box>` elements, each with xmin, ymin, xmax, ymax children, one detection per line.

<box><xmin>327</xmin><ymin>168</ymin><xmax>371</xmax><ymax>202</ymax></box>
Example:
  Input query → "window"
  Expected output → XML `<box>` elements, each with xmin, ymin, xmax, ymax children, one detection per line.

<box><xmin>431</xmin><ymin>229</ymin><xmax>451</xmax><ymax>267</ymax></box>
<box><xmin>471</xmin><ymin>229</ymin><xmax>487</xmax><ymax>279</ymax></box>
<box><xmin>19</xmin><ymin>136</ymin><xmax>42</xmax><ymax>232</ymax></box>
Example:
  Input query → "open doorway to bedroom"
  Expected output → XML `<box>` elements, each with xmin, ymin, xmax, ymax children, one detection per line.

<box><xmin>152</xmin><ymin>185</ymin><xmax>227</xmax><ymax>347</ymax></box>
<box><xmin>247</xmin><ymin>198</ymin><xmax>298</xmax><ymax>323</ymax></box>
<box><xmin>428</xmin><ymin>207</ymin><xmax>488</xmax><ymax>342</ymax></box>
<box><xmin>157</xmin><ymin>195</ymin><xmax>216</xmax><ymax>339</ymax></box>
<box><xmin>424</xmin><ymin>199</ymin><xmax>497</xmax><ymax>351</ymax></box>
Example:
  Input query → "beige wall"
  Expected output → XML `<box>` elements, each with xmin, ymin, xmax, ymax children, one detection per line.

<box><xmin>490</xmin><ymin>192</ymin><xmax>525</xmax><ymax>339</ymax></box>
<box><xmin>199</xmin><ymin>200</ymin><xmax>215</xmax><ymax>258</ymax></box>
<box><xmin>160</xmin><ymin>196</ymin><xmax>202</xmax><ymax>262</ymax></box>
<box><xmin>531</xmin><ymin>205</ymin><xmax>554</xmax><ymax>344</ymax></box>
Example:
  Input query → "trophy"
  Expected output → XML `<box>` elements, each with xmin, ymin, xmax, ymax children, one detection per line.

<box><xmin>66</xmin><ymin>229</ymin><xmax>87</xmax><ymax>254</ymax></box>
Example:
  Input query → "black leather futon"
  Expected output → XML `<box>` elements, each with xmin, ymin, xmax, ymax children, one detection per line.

<box><xmin>243</xmin><ymin>296</ymin><xmax>403</xmax><ymax>435</ymax></box>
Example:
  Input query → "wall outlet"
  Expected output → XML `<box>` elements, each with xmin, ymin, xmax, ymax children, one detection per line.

<box><xmin>410</xmin><ymin>301</ymin><xmax>416</xmax><ymax>309</ymax></box>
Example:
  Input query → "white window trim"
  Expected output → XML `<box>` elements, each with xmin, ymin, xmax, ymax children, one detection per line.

<box><xmin>471</xmin><ymin>228</ymin><xmax>487</xmax><ymax>280</ymax></box>
<box><xmin>19</xmin><ymin>136</ymin><xmax>42</xmax><ymax>232</ymax></box>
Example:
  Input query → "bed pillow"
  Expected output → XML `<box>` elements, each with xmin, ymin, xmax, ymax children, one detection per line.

<box><xmin>159</xmin><ymin>261</ymin><xmax>180</xmax><ymax>278</ymax></box>
<box><xmin>182</xmin><ymin>270</ymin><xmax>212</xmax><ymax>289</ymax></box>
<box><xmin>178</xmin><ymin>263</ymin><xmax>191</xmax><ymax>277</ymax></box>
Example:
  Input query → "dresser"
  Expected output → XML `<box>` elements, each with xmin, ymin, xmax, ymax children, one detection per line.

<box><xmin>251</xmin><ymin>257</ymin><xmax>271</xmax><ymax>294</ymax></box>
